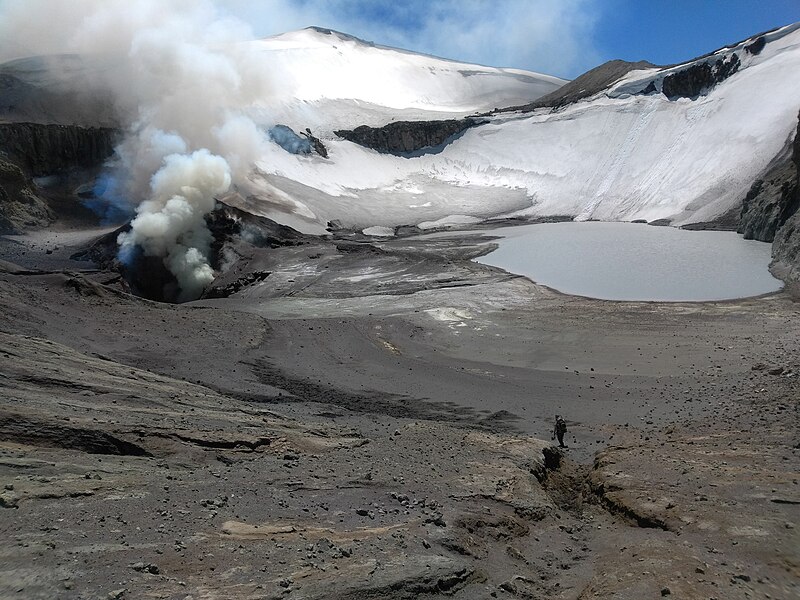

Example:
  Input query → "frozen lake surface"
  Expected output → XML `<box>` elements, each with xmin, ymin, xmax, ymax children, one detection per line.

<box><xmin>473</xmin><ymin>222</ymin><xmax>783</xmax><ymax>301</ymax></box>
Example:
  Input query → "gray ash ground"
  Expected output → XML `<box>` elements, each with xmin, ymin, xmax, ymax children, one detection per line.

<box><xmin>0</xmin><ymin>222</ymin><xmax>798</xmax><ymax>599</ymax></box>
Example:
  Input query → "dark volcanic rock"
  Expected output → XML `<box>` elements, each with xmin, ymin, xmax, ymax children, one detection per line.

<box><xmin>773</xmin><ymin>212</ymin><xmax>800</xmax><ymax>291</ymax></box>
<box><xmin>0</xmin><ymin>156</ymin><xmax>52</xmax><ymax>233</ymax></box>
<box><xmin>744</xmin><ymin>36</ymin><xmax>767</xmax><ymax>55</ymax></box>
<box><xmin>680</xmin><ymin>204</ymin><xmax>740</xmax><ymax>232</ymax></box>
<box><xmin>661</xmin><ymin>54</ymin><xmax>740</xmax><ymax>99</ymax></box>
<box><xmin>739</xmin><ymin>111</ymin><xmax>800</xmax><ymax>240</ymax></box>
<box><xmin>205</xmin><ymin>202</ymin><xmax>309</xmax><ymax>257</ymax></box>
<box><xmin>770</xmin><ymin>111</ymin><xmax>800</xmax><ymax>290</ymax></box>
<box><xmin>336</xmin><ymin>119</ymin><xmax>477</xmax><ymax>154</ymax></box>
<box><xmin>0</xmin><ymin>122</ymin><xmax>117</xmax><ymax>177</ymax></box>
<box><xmin>204</xmin><ymin>271</ymin><xmax>271</xmax><ymax>299</ymax></box>
<box><xmin>0</xmin><ymin>123</ymin><xmax>117</xmax><ymax>232</ymax></box>
<box><xmin>302</xmin><ymin>128</ymin><xmax>328</xmax><ymax>158</ymax></box>
<box><xmin>72</xmin><ymin>201</ymin><xmax>309</xmax><ymax>302</ymax></box>
<box><xmin>640</xmin><ymin>81</ymin><xmax>657</xmax><ymax>95</ymax></box>
<box><xmin>0</xmin><ymin>413</ymin><xmax>151</xmax><ymax>456</ymax></box>
<box><xmin>738</xmin><ymin>172</ymin><xmax>797</xmax><ymax>242</ymax></box>
<box><xmin>738</xmin><ymin>108</ymin><xmax>800</xmax><ymax>291</ymax></box>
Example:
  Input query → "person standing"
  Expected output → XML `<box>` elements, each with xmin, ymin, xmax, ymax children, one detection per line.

<box><xmin>552</xmin><ymin>415</ymin><xmax>567</xmax><ymax>448</ymax></box>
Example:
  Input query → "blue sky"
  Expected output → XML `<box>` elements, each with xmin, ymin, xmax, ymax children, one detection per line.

<box><xmin>594</xmin><ymin>0</ymin><xmax>800</xmax><ymax>68</ymax></box>
<box><xmin>1</xmin><ymin>0</ymin><xmax>798</xmax><ymax>78</ymax></box>
<box><xmin>224</xmin><ymin>0</ymin><xmax>800</xmax><ymax>78</ymax></box>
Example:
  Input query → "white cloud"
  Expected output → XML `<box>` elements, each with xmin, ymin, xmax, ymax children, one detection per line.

<box><xmin>218</xmin><ymin>0</ymin><xmax>602</xmax><ymax>78</ymax></box>
<box><xmin>0</xmin><ymin>0</ymin><xmax>602</xmax><ymax>77</ymax></box>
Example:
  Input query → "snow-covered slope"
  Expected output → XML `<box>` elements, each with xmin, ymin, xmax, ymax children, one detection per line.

<box><xmin>0</xmin><ymin>26</ymin><xmax>564</xmax><ymax>131</ymax></box>
<box><xmin>245</xmin><ymin>24</ymin><xmax>800</xmax><ymax>234</ymax></box>
<box><xmin>4</xmin><ymin>24</ymin><xmax>797</xmax><ymax>236</ymax></box>
<box><xmin>250</xmin><ymin>27</ymin><xmax>567</xmax><ymax>134</ymax></box>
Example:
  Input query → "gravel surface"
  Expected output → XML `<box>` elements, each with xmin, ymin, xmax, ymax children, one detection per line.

<box><xmin>0</xmin><ymin>225</ymin><xmax>797</xmax><ymax>599</ymax></box>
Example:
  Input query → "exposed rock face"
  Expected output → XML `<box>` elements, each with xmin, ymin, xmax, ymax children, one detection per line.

<box><xmin>0</xmin><ymin>413</ymin><xmax>151</xmax><ymax>456</ymax></box>
<box><xmin>0</xmin><ymin>122</ymin><xmax>118</xmax><ymax>233</ymax></box>
<box><xmin>0</xmin><ymin>156</ymin><xmax>52</xmax><ymax>233</ymax></box>
<box><xmin>302</xmin><ymin>128</ymin><xmax>328</xmax><ymax>158</ymax></box>
<box><xmin>744</xmin><ymin>36</ymin><xmax>767</xmax><ymax>55</ymax></box>
<box><xmin>770</xmin><ymin>111</ymin><xmax>800</xmax><ymax>290</ymax></box>
<box><xmin>738</xmin><ymin>160</ymin><xmax>796</xmax><ymax>242</ymax></box>
<box><xmin>0</xmin><ymin>122</ymin><xmax>117</xmax><ymax>177</ymax></box>
<box><xmin>737</xmin><ymin>110</ymin><xmax>800</xmax><ymax>290</ymax></box>
<box><xmin>335</xmin><ymin>119</ymin><xmax>476</xmax><ymax>154</ymax></box>
<box><xmin>773</xmin><ymin>210</ymin><xmax>800</xmax><ymax>290</ymax></box>
<box><xmin>661</xmin><ymin>54</ymin><xmax>740</xmax><ymax>99</ymax></box>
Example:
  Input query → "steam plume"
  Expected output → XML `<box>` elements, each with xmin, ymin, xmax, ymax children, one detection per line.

<box><xmin>0</xmin><ymin>0</ymin><xmax>271</xmax><ymax>300</ymax></box>
<box><xmin>118</xmin><ymin>150</ymin><xmax>231</xmax><ymax>300</ymax></box>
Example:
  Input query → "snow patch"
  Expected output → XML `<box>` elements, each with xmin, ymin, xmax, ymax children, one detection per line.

<box><xmin>418</xmin><ymin>215</ymin><xmax>484</xmax><ymax>230</ymax></box>
<box><xmin>362</xmin><ymin>226</ymin><xmax>395</xmax><ymax>237</ymax></box>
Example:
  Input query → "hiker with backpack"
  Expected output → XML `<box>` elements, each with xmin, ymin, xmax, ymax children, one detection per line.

<box><xmin>552</xmin><ymin>415</ymin><xmax>567</xmax><ymax>448</ymax></box>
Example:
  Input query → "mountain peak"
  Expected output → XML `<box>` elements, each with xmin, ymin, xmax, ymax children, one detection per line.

<box><xmin>303</xmin><ymin>26</ymin><xmax>367</xmax><ymax>41</ymax></box>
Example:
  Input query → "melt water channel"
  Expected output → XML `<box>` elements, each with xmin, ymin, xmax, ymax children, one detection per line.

<box><xmin>470</xmin><ymin>221</ymin><xmax>783</xmax><ymax>301</ymax></box>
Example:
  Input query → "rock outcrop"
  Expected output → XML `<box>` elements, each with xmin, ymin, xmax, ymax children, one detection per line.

<box><xmin>738</xmin><ymin>155</ymin><xmax>796</xmax><ymax>242</ymax></box>
<box><xmin>0</xmin><ymin>122</ymin><xmax>118</xmax><ymax>233</ymax></box>
<box><xmin>744</xmin><ymin>35</ymin><xmax>767</xmax><ymax>56</ymax></box>
<box><xmin>301</xmin><ymin>128</ymin><xmax>328</xmax><ymax>158</ymax></box>
<box><xmin>335</xmin><ymin>119</ymin><xmax>477</xmax><ymax>154</ymax></box>
<box><xmin>0</xmin><ymin>156</ymin><xmax>52</xmax><ymax>233</ymax></box>
<box><xmin>737</xmin><ymin>110</ymin><xmax>800</xmax><ymax>290</ymax></box>
<box><xmin>0</xmin><ymin>122</ymin><xmax>117</xmax><ymax>177</ymax></box>
<box><xmin>769</xmin><ymin>111</ymin><xmax>800</xmax><ymax>290</ymax></box>
<box><xmin>661</xmin><ymin>53</ymin><xmax>740</xmax><ymax>99</ymax></box>
<box><xmin>773</xmin><ymin>211</ymin><xmax>800</xmax><ymax>290</ymax></box>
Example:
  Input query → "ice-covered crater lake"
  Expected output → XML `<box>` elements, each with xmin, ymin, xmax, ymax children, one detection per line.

<box><xmin>471</xmin><ymin>222</ymin><xmax>783</xmax><ymax>302</ymax></box>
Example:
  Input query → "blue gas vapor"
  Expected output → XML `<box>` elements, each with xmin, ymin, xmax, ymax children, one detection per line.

<box><xmin>268</xmin><ymin>125</ymin><xmax>312</xmax><ymax>155</ymax></box>
<box><xmin>82</xmin><ymin>172</ymin><xmax>134</xmax><ymax>225</ymax></box>
<box><xmin>116</xmin><ymin>236</ymin><xmax>141</xmax><ymax>267</ymax></box>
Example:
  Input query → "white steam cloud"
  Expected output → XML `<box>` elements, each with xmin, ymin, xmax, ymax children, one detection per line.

<box><xmin>117</xmin><ymin>150</ymin><xmax>231</xmax><ymax>300</ymax></box>
<box><xmin>0</xmin><ymin>0</ymin><xmax>604</xmax><ymax>299</ymax></box>
<box><xmin>0</xmin><ymin>0</ymin><xmax>272</xmax><ymax>300</ymax></box>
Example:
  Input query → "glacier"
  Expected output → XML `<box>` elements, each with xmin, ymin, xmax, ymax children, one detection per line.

<box><xmin>232</xmin><ymin>25</ymin><xmax>800</xmax><ymax>235</ymax></box>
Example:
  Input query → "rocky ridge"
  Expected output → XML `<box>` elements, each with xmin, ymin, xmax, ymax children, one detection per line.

<box><xmin>0</xmin><ymin>123</ymin><xmax>116</xmax><ymax>177</ymax></box>
<box><xmin>739</xmin><ymin>110</ymin><xmax>800</xmax><ymax>289</ymax></box>
<box><xmin>498</xmin><ymin>59</ymin><xmax>657</xmax><ymax>113</ymax></box>
<box><xmin>771</xmin><ymin>112</ymin><xmax>800</xmax><ymax>290</ymax></box>
<box><xmin>659</xmin><ymin>53</ymin><xmax>741</xmax><ymax>99</ymax></box>
<box><xmin>335</xmin><ymin>118</ymin><xmax>478</xmax><ymax>154</ymax></box>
